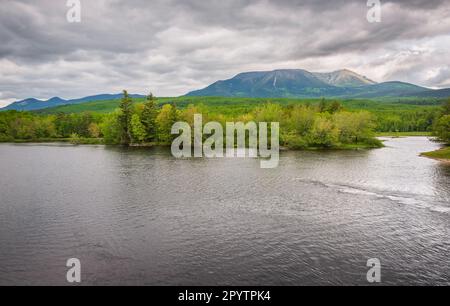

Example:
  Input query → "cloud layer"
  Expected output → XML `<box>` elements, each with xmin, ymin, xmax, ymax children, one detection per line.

<box><xmin>1</xmin><ymin>0</ymin><xmax>449</xmax><ymax>106</ymax></box>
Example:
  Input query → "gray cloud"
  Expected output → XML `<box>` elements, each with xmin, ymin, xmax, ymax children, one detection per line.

<box><xmin>0</xmin><ymin>0</ymin><xmax>449</xmax><ymax>106</ymax></box>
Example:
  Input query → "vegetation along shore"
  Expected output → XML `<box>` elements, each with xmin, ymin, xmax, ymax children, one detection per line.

<box><xmin>1</xmin><ymin>93</ymin><xmax>449</xmax><ymax>155</ymax></box>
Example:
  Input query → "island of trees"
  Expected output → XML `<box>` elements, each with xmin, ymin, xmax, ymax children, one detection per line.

<box><xmin>0</xmin><ymin>92</ymin><xmax>449</xmax><ymax>155</ymax></box>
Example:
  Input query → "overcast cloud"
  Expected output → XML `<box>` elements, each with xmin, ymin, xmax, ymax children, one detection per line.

<box><xmin>0</xmin><ymin>0</ymin><xmax>449</xmax><ymax>106</ymax></box>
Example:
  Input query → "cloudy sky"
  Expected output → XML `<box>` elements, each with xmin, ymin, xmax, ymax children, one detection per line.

<box><xmin>0</xmin><ymin>0</ymin><xmax>449</xmax><ymax>107</ymax></box>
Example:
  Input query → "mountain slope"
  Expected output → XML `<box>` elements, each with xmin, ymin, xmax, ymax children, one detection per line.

<box><xmin>313</xmin><ymin>69</ymin><xmax>376</xmax><ymax>87</ymax></box>
<box><xmin>409</xmin><ymin>88</ymin><xmax>450</xmax><ymax>98</ymax></box>
<box><xmin>1</xmin><ymin>97</ymin><xmax>68</xmax><ymax>111</ymax></box>
<box><xmin>347</xmin><ymin>82</ymin><xmax>430</xmax><ymax>98</ymax></box>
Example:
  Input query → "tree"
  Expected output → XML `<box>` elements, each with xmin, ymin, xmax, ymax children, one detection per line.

<box><xmin>433</xmin><ymin>115</ymin><xmax>450</xmax><ymax>144</ymax></box>
<box><xmin>254</xmin><ymin>103</ymin><xmax>284</xmax><ymax>123</ymax></box>
<box><xmin>308</xmin><ymin>115</ymin><xmax>339</xmax><ymax>148</ymax></box>
<box><xmin>100</xmin><ymin>111</ymin><xmax>121</xmax><ymax>145</ymax></box>
<box><xmin>141</xmin><ymin>93</ymin><xmax>158</xmax><ymax>142</ymax></box>
<box><xmin>443</xmin><ymin>99</ymin><xmax>450</xmax><ymax>116</ymax></box>
<box><xmin>328</xmin><ymin>101</ymin><xmax>343</xmax><ymax>114</ymax></box>
<box><xmin>88</xmin><ymin>122</ymin><xmax>101</xmax><ymax>138</ymax></box>
<box><xmin>334</xmin><ymin>111</ymin><xmax>375</xmax><ymax>143</ymax></box>
<box><xmin>318</xmin><ymin>98</ymin><xmax>327</xmax><ymax>113</ymax></box>
<box><xmin>156</xmin><ymin>104</ymin><xmax>178</xmax><ymax>143</ymax></box>
<box><xmin>118</xmin><ymin>90</ymin><xmax>133</xmax><ymax>145</ymax></box>
<box><xmin>131</xmin><ymin>114</ymin><xmax>146</xmax><ymax>143</ymax></box>
<box><xmin>286</xmin><ymin>105</ymin><xmax>315</xmax><ymax>136</ymax></box>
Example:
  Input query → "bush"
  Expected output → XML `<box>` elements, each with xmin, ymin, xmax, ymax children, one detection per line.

<box><xmin>433</xmin><ymin>115</ymin><xmax>450</xmax><ymax>144</ymax></box>
<box><xmin>307</xmin><ymin>116</ymin><xmax>340</xmax><ymax>148</ymax></box>
<box><xmin>283</xmin><ymin>133</ymin><xmax>309</xmax><ymax>149</ymax></box>
<box><xmin>69</xmin><ymin>133</ymin><xmax>81</xmax><ymax>145</ymax></box>
<box><xmin>100</xmin><ymin>111</ymin><xmax>121</xmax><ymax>145</ymax></box>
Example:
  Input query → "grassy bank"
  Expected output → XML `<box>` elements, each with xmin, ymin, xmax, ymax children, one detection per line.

<box><xmin>421</xmin><ymin>146</ymin><xmax>450</xmax><ymax>161</ymax></box>
<box><xmin>376</xmin><ymin>131</ymin><xmax>432</xmax><ymax>137</ymax></box>
<box><xmin>0</xmin><ymin>138</ymin><xmax>381</xmax><ymax>150</ymax></box>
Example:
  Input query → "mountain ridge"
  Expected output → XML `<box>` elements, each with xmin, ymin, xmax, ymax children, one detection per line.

<box><xmin>1</xmin><ymin>93</ymin><xmax>146</xmax><ymax>111</ymax></box>
<box><xmin>186</xmin><ymin>69</ymin><xmax>446</xmax><ymax>99</ymax></box>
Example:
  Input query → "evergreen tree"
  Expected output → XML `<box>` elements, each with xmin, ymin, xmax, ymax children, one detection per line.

<box><xmin>118</xmin><ymin>90</ymin><xmax>133</xmax><ymax>145</ymax></box>
<box><xmin>141</xmin><ymin>93</ymin><xmax>158</xmax><ymax>142</ymax></box>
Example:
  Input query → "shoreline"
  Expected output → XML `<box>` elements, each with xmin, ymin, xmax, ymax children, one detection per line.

<box><xmin>0</xmin><ymin>139</ymin><xmax>383</xmax><ymax>151</ymax></box>
<box><xmin>375</xmin><ymin>132</ymin><xmax>432</xmax><ymax>138</ymax></box>
<box><xmin>421</xmin><ymin>155</ymin><xmax>450</xmax><ymax>164</ymax></box>
<box><xmin>421</xmin><ymin>147</ymin><xmax>450</xmax><ymax>163</ymax></box>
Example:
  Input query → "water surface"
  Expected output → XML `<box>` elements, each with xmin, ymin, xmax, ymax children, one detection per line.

<box><xmin>0</xmin><ymin>137</ymin><xmax>449</xmax><ymax>285</ymax></box>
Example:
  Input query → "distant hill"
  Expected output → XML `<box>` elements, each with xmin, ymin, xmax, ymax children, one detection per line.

<box><xmin>347</xmin><ymin>82</ymin><xmax>429</xmax><ymax>98</ymax></box>
<box><xmin>186</xmin><ymin>69</ymin><xmax>448</xmax><ymax>99</ymax></box>
<box><xmin>410</xmin><ymin>88</ymin><xmax>450</xmax><ymax>98</ymax></box>
<box><xmin>1</xmin><ymin>93</ymin><xmax>146</xmax><ymax>111</ymax></box>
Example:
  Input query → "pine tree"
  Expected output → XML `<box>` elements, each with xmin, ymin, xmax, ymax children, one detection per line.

<box><xmin>141</xmin><ymin>93</ymin><xmax>158</xmax><ymax>142</ymax></box>
<box><xmin>118</xmin><ymin>90</ymin><xmax>133</xmax><ymax>145</ymax></box>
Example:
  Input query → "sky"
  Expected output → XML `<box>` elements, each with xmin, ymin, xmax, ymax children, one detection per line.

<box><xmin>0</xmin><ymin>0</ymin><xmax>449</xmax><ymax>107</ymax></box>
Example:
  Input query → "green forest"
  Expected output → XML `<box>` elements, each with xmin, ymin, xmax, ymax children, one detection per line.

<box><xmin>1</xmin><ymin>92</ymin><xmax>449</xmax><ymax>151</ymax></box>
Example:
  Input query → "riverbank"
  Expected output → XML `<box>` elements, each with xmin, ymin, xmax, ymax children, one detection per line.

<box><xmin>0</xmin><ymin>137</ymin><xmax>104</xmax><ymax>145</ymax></box>
<box><xmin>376</xmin><ymin>131</ymin><xmax>432</xmax><ymax>137</ymax></box>
<box><xmin>0</xmin><ymin>138</ymin><xmax>383</xmax><ymax>150</ymax></box>
<box><xmin>421</xmin><ymin>146</ymin><xmax>450</xmax><ymax>163</ymax></box>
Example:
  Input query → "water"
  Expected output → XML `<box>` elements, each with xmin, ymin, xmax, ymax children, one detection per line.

<box><xmin>0</xmin><ymin>137</ymin><xmax>449</xmax><ymax>285</ymax></box>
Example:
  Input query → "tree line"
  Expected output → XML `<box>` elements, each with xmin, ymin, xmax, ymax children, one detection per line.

<box><xmin>432</xmin><ymin>99</ymin><xmax>450</xmax><ymax>144</ymax></box>
<box><xmin>0</xmin><ymin>92</ymin><xmax>448</xmax><ymax>148</ymax></box>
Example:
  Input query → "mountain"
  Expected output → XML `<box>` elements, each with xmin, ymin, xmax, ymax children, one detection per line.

<box><xmin>410</xmin><ymin>88</ymin><xmax>450</xmax><ymax>98</ymax></box>
<box><xmin>313</xmin><ymin>69</ymin><xmax>376</xmax><ymax>87</ymax></box>
<box><xmin>1</xmin><ymin>93</ymin><xmax>146</xmax><ymax>111</ymax></box>
<box><xmin>346</xmin><ymin>81</ymin><xmax>430</xmax><ymax>98</ymax></box>
<box><xmin>1</xmin><ymin>97</ymin><xmax>68</xmax><ymax>111</ymax></box>
<box><xmin>186</xmin><ymin>69</ymin><xmax>447</xmax><ymax>99</ymax></box>
<box><xmin>187</xmin><ymin>69</ymin><xmax>341</xmax><ymax>98</ymax></box>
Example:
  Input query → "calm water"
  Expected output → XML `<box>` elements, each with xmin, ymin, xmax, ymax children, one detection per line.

<box><xmin>0</xmin><ymin>137</ymin><xmax>449</xmax><ymax>285</ymax></box>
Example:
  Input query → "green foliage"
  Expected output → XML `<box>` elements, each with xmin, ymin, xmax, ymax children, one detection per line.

<box><xmin>422</xmin><ymin>146</ymin><xmax>450</xmax><ymax>160</ymax></box>
<box><xmin>130</xmin><ymin>114</ymin><xmax>147</xmax><ymax>143</ymax></box>
<box><xmin>69</xmin><ymin>133</ymin><xmax>81</xmax><ymax>145</ymax></box>
<box><xmin>308</xmin><ymin>115</ymin><xmax>340</xmax><ymax>148</ymax></box>
<box><xmin>54</xmin><ymin>112</ymin><xmax>100</xmax><ymax>138</ymax></box>
<box><xmin>285</xmin><ymin>105</ymin><xmax>316</xmax><ymax>136</ymax></box>
<box><xmin>118</xmin><ymin>90</ymin><xmax>133</xmax><ymax>145</ymax></box>
<box><xmin>254</xmin><ymin>103</ymin><xmax>284</xmax><ymax>123</ymax></box>
<box><xmin>432</xmin><ymin>99</ymin><xmax>450</xmax><ymax>144</ymax></box>
<box><xmin>433</xmin><ymin>115</ymin><xmax>450</xmax><ymax>143</ymax></box>
<box><xmin>141</xmin><ymin>93</ymin><xmax>158</xmax><ymax>142</ymax></box>
<box><xmin>2</xmin><ymin>94</ymin><xmax>447</xmax><ymax>149</ymax></box>
<box><xmin>156</xmin><ymin>104</ymin><xmax>178</xmax><ymax>143</ymax></box>
<box><xmin>88</xmin><ymin>122</ymin><xmax>101</xmax><ymax>138</ymax></box>
<box><xmin>334</xmin><ymin>111</ymin><xmax>375</xmax><ymax>143</ymax></box>
<box><xmin>100</xmin><ymin>111</ymin><xmax>121</xmax><ymax>145</ymax></box>
<box><xmin>443</xmin><ymin>99</ymin><xmax>450</xmax><ymax>115</ymax></box>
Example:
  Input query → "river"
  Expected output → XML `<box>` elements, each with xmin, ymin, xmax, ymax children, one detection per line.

<box><xmin>0</xmin><ymin>137</ymin><xmax>449</xmax><ymax>285</ymax></box>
